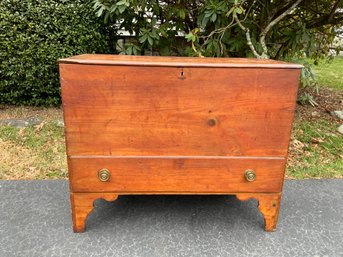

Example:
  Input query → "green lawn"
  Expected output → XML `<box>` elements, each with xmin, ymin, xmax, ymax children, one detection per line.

<box><xmin>312</xmin><ymin>56</ymin><xmax>343</xmax><ymax>90</ymax></box>
<box><xmin>287</xmin><ymin>119</ymin><xmax>343</xmax><ymax>178</ymax></box>
<box><xmin>0</xmin><ymin>121</ymin><xmax>66</xmax><ymax>180</ymax></box>
<box><xmin>0</xmin><ymin>107</ymin><xmax>67</xmax><ymax>180</ymax></box>
<box><xmin>286</xmin><ymin>56</ymin><xmax>343</xmax><ymax>178</ymax></box>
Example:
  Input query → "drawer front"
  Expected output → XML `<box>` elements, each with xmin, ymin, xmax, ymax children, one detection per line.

<box><xmin>60</xmin><ymin>64</ymin><xmax>300</xmax><ymax>157</ymax></box>
<box><xmin>69</xmin><ymin>157</ymin><xmax>286</xmax><ymax>193</ymax></box>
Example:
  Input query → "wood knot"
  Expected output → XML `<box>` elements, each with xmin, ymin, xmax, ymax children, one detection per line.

<box><xmin>207</xmin><ymin>118</ymin><xmax>217</xmax><ymax>127</ymax></box>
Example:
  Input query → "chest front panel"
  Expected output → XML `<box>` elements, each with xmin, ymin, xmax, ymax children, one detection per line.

<box><xmin>61</xmin><ymin>64</ymin><xmax>299</xmax><ymax>158</ymax></box>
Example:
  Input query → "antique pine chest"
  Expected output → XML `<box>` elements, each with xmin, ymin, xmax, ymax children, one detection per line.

<box><xmin>59</xmin><ymin>54</ymin><xmax>302</xmax><ymax>232</ymax></box>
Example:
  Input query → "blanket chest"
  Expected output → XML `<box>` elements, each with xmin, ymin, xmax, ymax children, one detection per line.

<box><xmin>59</xmin><ymin>54</ymin><xmax>302</xmax><ymax>232</ymax></box>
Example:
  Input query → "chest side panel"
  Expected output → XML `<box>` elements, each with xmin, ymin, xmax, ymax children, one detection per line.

<box><xmin>60</xmin><ymin>64</ymin><xmax>300</xmax><ymax>157</ymax></box>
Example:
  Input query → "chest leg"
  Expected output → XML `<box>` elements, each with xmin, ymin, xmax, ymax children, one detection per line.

<box><xmin>70</xmin><ymin>192</ymin><xmax>119</xmax><ymax>233</ymax></box>
<box><xmin>236</xmin><ymin>193</ymin><xmax>281</xmax><ymax>232</ymax></box>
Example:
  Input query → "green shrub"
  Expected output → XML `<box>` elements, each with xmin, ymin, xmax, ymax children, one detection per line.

<box><xmin>0</xmin><ymin>0</ymin><xmax>111</xmax><ymax>106</ymax></box>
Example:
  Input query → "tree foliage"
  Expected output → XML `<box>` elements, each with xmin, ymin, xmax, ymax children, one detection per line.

<box><xmin>94</xmin><ymin>0</ymin><xmax>343</xmax><ymax>60</ymax></box>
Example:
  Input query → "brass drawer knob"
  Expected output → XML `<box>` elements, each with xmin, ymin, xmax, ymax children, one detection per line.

<box><xmin>244</xmin><ymin>169</ymin><xmax>256</xmax><ymax>182</ymax></box>
<box><xmin>98</xmin><ymin>169</ymin><xmax>110</xmax><ymax>182</ymax></box>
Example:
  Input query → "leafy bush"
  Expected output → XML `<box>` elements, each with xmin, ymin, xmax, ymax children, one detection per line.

<box><xmin>93</xmin><ymin>0</ymin><xmax>343</xmax><ymax>60</ymax></box>
<box><xmin>0</xmin><ymin>0</ymin><xmax>111</xmax><ymax>106</ymax></box>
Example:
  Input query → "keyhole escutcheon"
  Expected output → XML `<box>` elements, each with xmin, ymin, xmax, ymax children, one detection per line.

<box><xmin>178</xmin><ymin>68</ymin><xmax>185</xmax><ymax>80</ymax></box>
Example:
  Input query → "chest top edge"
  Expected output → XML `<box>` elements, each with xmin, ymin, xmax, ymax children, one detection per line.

<box><xmin>59</xmin><ymin>54</ymin><xmax>303</xmax><ymax>69</ymax></box>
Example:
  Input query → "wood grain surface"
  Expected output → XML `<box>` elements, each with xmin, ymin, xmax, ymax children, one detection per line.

<box><xmin>60</xmin><ymin>64</ymin><xmax>300</xmax><ymax>157</ymax></box>
<box><xmin>69</xmin><ymin>157</ymin><xmax>286</xmax><ymax>193</ymax></box>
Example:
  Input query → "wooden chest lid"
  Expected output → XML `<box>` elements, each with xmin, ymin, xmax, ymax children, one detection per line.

<box><xmin>59</xmin><ymin>54</ymin><xmax>303</xmax><ymax>69</ymax></box>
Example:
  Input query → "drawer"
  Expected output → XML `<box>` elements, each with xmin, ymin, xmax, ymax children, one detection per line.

<box><xmin>61</xmin><ymin>64</ymin><xmax>299</xmax><ymax>157</ymax></box>
<box><xmin>69</xmin><ymin>157</ymin><xmax>286</xmax><ymax>193</ymax></box>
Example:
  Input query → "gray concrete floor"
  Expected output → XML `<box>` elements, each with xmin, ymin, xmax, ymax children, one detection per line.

<box><xmin>0</xmin><ymin>179</ymin><xmax>342</xmax><ymax>257</ymax></box>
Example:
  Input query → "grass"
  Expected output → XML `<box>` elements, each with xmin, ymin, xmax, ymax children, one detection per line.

<box><xmin>287</xmin><ymin>119</ymin><xmax>343</xmax><ymax>179</ymax></box>
<box><xmin>311</xmin><ymin>56</ymin><xmax>343</xmax><ymax>90</ymax></box>
<box><xmin>0</xmin><ymin>107</ymin><xmax>67</xmax><ymax>179</ymax></box>
<box><xmin>286</xmin><ymin>57</ymin><xmax>343</xmax><ymax>179</ymax></box>
<box><xmin>283</xmin><ymin>56</ymin><xmax>343</xmax><ymax>178</ymax></box>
